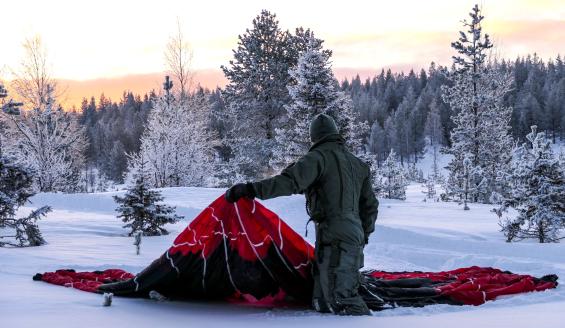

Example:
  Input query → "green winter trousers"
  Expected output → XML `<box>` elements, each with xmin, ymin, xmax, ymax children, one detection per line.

<box><xmin>312</xmin><ymin>238</ymin><xmax>370</xmax><ymax>315</ymax></box>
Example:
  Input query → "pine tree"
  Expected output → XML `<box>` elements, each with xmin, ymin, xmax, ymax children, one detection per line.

<box><xmin>114</xmin><ymin>154</ymin><xmax>182</xmax><ymax>236</ymax></box>
<box><xmin>374</xmin><ymin>150</ymin><xmax>408</xmax><ymax>200</ymax></box>
<box><xmin>498</xmin><ymin>126</ymin><xmax>565</xmax><ymax>243</ymax></box>
<box><xmin>442</xmin><ymin>4</ymin><xmax>514</xmax><ymax>204</ymax></box>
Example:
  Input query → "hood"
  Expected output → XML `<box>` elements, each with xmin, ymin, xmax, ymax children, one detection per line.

<box><xmin>309</xmin><ymin>113</ymin><xmax>339</xmax><ymax>144</ymax></box>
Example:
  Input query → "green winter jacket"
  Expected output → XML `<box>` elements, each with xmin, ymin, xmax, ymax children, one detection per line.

<box><xmin>252</xmin><ymin>115</ymin><xmax>379</xmax><ymax>246</ymax></box>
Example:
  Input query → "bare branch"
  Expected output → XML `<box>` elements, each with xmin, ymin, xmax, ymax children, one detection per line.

<box><xmin>164</xmin><ymin>18</ymin><xmax>194</xmax><ymax>99</ymax></box>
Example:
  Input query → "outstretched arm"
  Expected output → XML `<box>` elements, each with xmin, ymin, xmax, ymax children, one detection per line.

<box><xmin>252</xmin><ymin>150</ymin><xmax>325</xmax><ymax>200</ymax></box>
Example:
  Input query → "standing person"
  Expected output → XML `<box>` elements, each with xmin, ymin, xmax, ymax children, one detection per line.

<box><xmin>225</xmin><ymin>113</ymin><xmax>379</xmax><ymax>315</ymax></box>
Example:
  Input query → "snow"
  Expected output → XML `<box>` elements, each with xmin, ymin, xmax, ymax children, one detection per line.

<box><xmin>1</xmin><ymin>185</ymin><xmax>563</xmax><ymax>327</ymax></box>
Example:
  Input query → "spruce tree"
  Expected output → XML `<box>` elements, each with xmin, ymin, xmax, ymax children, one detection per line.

<box><xmin>442</xmin><ymin>4</ymin><xmax>513</xmax><ymax>204</ymax></box>
<box><xmin>273</xmin><ymin>35</ymin><xmax>371</xmax><ymax>170</ymax></box>
<box><xmin>114</xmin><ymin>155</ymin><xmax>182</xmax><ymax>236</ymax></box>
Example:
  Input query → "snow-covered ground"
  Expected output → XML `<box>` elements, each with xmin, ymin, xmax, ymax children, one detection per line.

<box><xmin>1</xmin><ymin>185</ymin><xmax>563</xmax><ymax>328</ymax></box>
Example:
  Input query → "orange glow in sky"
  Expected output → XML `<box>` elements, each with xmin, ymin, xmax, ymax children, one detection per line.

<box><xmin>1</xmin><ymin>0</ymin><xmax>563</xmax><ymax>107</ymax></box>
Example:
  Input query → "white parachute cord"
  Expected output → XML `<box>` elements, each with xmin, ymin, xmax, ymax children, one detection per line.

<box><xmin>201</xmin><ymin>243</ymin><xmax>207</xmax><ymax>291</ymax></box>
<box><xmin>277</xmin><ymin>215</ymin><xmax>284</xmax><ymax>251</ymax></box>
<box><xmin>166</xmin><ymin>250</ymin><xmax>180</xmax><ymax>276</ymax></box>
<box><xmin>209</xmin><ymin>206</ymin><xmax>240</xmax><ymax>293</ymax></box>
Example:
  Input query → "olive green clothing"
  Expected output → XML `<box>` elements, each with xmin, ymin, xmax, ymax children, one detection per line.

<box><xmin>312</xmin><ymin>238</ymin><xmax>370</xmax><ymax>315</ymax></box>
<box><xmin>251</xmin><ymin>114</ymin><xmax>378</xmax><ymax>315</ymax></box>
<box><xmin>251</xmin><ymin>134</ymin><xmax>379</xmax><ymax>246</ymax></box>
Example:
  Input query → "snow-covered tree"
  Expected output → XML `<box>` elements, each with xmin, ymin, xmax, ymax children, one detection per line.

<box><xmin>221</xmin><ymin>10</ymin><xmax>295</xmax><ymax>180</ymax></box>
<box><xmin>78</xmin><ymin>167</ymin><xmax>112</xmax><ymax>193</ymax></box>
<box><xmin>3</xmin><ymin>85</ymin><xmax>87</xmax><ymax>192</ymax></box>
<box><xmin>127</xmin><ymin>78</ymin><xmax>217</xmax><ymax>188</ymax></box>
<box><xmin>0</xmin><ymin>155</ymin><xmax>51</xmax><ymax>247</ymax></box>
<box><xmin>425</xmin><ymin>98</ymin><xmax>444</xmax><ymax>182</ymax></box>
<box><xmin>422</xmin><ymin>175</ymin><xmax>437</xmax><ymax>201</ymax></box>
<box><xmin>442</xmin><ymin>4</ymin><xmax>514</xmax><ymax>204</ymax></box>
<box><xmin>374</xmin><ymin>149</ymin><xmax>408</xmax><ymax>200</ymax></box>
<box><xmin>405</xmin><ymin>163</ymin><xmax>424</xmax><ymax>183</ymax></box>
<box><xmin>10</xmin><ymin>36</ymin><xmax>60</xmax><ymax>110</ymax></box>
<box><xmin>271</xmin><ymin>36</ymin><xmax>332</xmax><ymax>167</ymax></box>
<box><xmin>272</xmin><ymin>36</ymin><xmax>371</xmax><ymax>170</ymax></box>
<box><xmin>114</xmin><ymin>155</ymin><xmax>182</xmax><ymax>236</ymax></box>
<box><xmin>497</xmin><ymin>126</ymin><xmax>565</xmax><ymax>243</ymax></box>
<box><xmin>165</xmin><ymin>19</ymin><xmax>194</xmax><ymax>100</ymax></box>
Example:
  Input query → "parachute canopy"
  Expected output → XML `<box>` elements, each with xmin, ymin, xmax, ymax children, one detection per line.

<box><xmin>34</xmin><ymin>195</ymin><xmax>558</xmax><ymax>310</ymax></box>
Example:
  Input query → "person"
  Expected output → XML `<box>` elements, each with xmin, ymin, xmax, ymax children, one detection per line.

<box><xmin>225</xmin><ymin>113</ymin><xmax>379</xmax><ymax>316</ymax></box>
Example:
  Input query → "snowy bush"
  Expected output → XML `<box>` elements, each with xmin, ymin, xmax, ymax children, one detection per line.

<box><xmin>497</xmin><ymin>126</ymin><xmax>565</xmax><ymax>243</ymax></box>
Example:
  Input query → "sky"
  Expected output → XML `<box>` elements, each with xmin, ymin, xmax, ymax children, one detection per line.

<box><xmin>1</xmin><ymin>0</ymin><xmax>564</xmax><ymax>107</ymax></box>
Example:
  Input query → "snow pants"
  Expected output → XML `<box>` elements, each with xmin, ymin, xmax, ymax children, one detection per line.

<box><xmin>312</xmin><ymin>239</ymin><xmax>370</xmax><ymax>315</ymax></box>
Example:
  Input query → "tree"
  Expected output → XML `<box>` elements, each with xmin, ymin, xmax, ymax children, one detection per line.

<box><xmin>0</xmin><ymin>155</ymin><xmax>51</xmax><ymax>247</ymax></box>
<box><xmin>221</xmin><ymin>10</ymin><xmax>294</xmax><ymax>180</ymax></box>
<box><xmin>10</xmin><ymin>36</ymin><xmax>60</xmax><ymax>110</ymax></box>
<box><xmin>498</xmin><ymin>126</ymin><xmax>565</xmax><ymax>243</ymax></box>
<box><xmin>425</xmin><ymin>98</ymin><xmax>444</xmax><ymax>181</ymax></box>
<box><xmin>273</xmin><ymin>36</ymin><xmax>371</xmax><ymax>170</ymax></box>
<box><xmin>374</xmin><ymin>149</ymin><xmax>408</xmax><ymax>200</ymax></box>
<box><xmin>4</xmin><ymin>85</ymin><xmax>87</xmax><ymax>192</ymax></box>
<box><xmin>0</xmin><ymin>82</ymin><xmax>23</xmax><ymax>154</ymax></box>
<box><xmin>79</xmin><ymin>92</ymin><xmax>152</xmax><ymax>185</ymax></box>
<box><xmin>114</xmin><ymin>154</ymin><xmax>182</xmax><ymax>236</ymax></box>
<box><xmin>127</xmin><ymin>78</ymin><xmax>216</xmax><ymax>188</ymax></box>
<box><xmin>442</xmin><ymin>4</ymin><xmax>514</xmax><ymax>204</ymax></box>
<box><xmin>422</xmin><ymin>175</ymin><xmax>437</xmax><ymax>201</ymax></box>
<box><xmin>165</xmin><ymin>18</ymin><xmax>193</xmax><ymax>100</ymax></box>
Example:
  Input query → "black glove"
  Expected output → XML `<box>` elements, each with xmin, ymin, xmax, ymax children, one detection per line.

<box><xmin>225</xmin><ymin>183</ymin><xmax>256</xmax><ymax>203</ymax></box>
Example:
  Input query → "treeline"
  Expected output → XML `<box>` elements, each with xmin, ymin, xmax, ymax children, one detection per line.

<box><xmin>341</xmin><ymin>54</ymin><xmax>565</xmax><ymax>164</ymax></box>
<box><xmin>77</xmin><ymin>93</ymin><xmax>152</xmax><ymax>184</ymax></box>
<box><xmin>76</xmin><ymin>54</ymin><xmax>564</xmax><ymax>183</ymax></box>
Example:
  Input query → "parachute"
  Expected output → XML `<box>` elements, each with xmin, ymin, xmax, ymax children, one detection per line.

<box><xmin>34</xmin><ymin>196</ymin><xmax>558</xmax><ymax>310</ymax></box>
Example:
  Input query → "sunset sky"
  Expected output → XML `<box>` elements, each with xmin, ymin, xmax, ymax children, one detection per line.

<box><xmin>1</xmin><ymin>0</ymin><xmax>563</xmax><ymax>108</ymax></box>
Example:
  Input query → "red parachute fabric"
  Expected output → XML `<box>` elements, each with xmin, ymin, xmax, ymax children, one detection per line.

<box><xmin>35</xmin><ymin>195</ymin><xmax>558</xmax><ymax>309</ymax></box>
<box><xmin>168</xmin><ymin>194</ymin><xmax>314</xmax><ymax>277</ymax></box>
<box><xmin>368</xmin><ymin>266</ymin><xmax>557</xmax><ymax>306</ymax></box>
<box><xmin>39</xmin><ymin>269</ymin><xmax>134</xmax><ymax>293</ymax></box>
